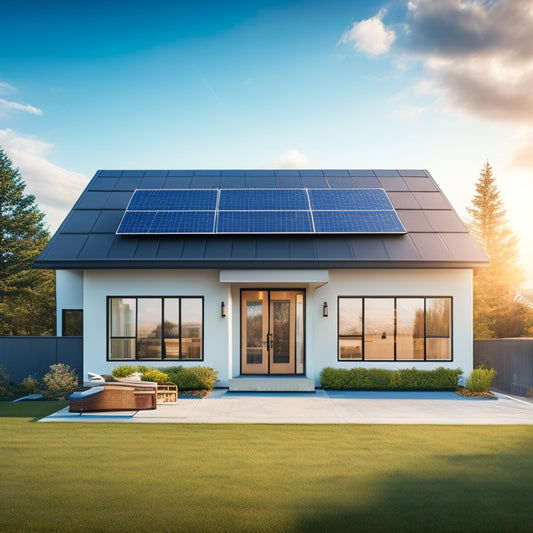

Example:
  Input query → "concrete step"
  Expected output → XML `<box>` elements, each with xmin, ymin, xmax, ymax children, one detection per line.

<box><xmin>228</xmin><ymin>376</ymin><xmax>315</xmax><ymax>392</ymax></box>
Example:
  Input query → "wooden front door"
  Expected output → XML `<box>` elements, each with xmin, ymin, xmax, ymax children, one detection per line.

<box><xmin>241</xmin><ymin>290</ymin><xmax>305</xmax><ymax>375</ymax></box>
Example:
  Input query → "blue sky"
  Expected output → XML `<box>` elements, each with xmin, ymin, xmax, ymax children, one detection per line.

<box><xmin>1</xmin><ymin>0</ymin><xmax>532</xmax><ymax>284</ymax></box>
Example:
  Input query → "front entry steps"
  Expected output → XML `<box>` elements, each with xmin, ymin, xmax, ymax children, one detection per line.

<box><xmin>228</xmin><ymin>376</ymin><xmax>315</xmax><ymax>392</ymax></box>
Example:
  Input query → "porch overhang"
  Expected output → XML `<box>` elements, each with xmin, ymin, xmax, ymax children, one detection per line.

<box><xmin>219</xmin><ymin>269</ymin><xmax>329</xmax><ymax>289</ymax></box>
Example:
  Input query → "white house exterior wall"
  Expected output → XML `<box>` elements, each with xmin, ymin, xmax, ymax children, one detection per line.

<box><xmin>82</xmin><ymin>270</ymin><xmax>230</xmax><ymax>385</ymax></box>
<box><xmin>60</xmin><ymin>268</ymin><xmax>473</xmax><ymax>386</ymax></box>
<box><xmin>55</xmin><ymin>270</ymin><xmax>84</xmax><ymax>336</ymax></box>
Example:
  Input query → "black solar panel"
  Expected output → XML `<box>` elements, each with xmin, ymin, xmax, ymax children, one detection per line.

<box><xmin>117</xmin><ymin>188</ymin><xmax>406</xmax><ymax>235</ymax></box>
<box><xmin>309</xmin><ymin>189</ymin><xmax>392</xmax><ymax>210</ymax></box>
<box><xmin>313</xmin><ymin>211</ymin><xmax>405</xmax><ymax>233</ymax></box>
<box><xmin>218</xmin><ymin>189</ymin><xmax>308</xmax><ymax>210</ymax></box>
<box><xmin>217</xmin><ymin>211</ymin><xmax>312</xmax><ymax>233</ymax></box>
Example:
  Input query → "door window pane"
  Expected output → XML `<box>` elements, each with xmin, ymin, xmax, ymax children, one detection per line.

<box><xmin>272</xmin><ymin>300</ymin><xmax>290</xmax><ymax>363</ymax></box>
<box><xmin>396</xmin><ymin>298</ymin><xmax>425</xmax><ymax>360</ymax></box>
<box><xmin>426</xmin><ymin>298</ymin><xmax>451</xmax><ymax>360</ymax></box>
<box><xmin>246</xmin><ymin>299</ymin><xmax>263</xmax><ymax>365</ymax></box>
<box><xmin>164</xmin><ymin>299</ymin><xmax>180</xmax><ymax>358</ymax></box>
<box><xmin>137</xmin><ymin>298</ymin><xmax>162</xmax><ymax>359</ymax></box>
<box><xmin>364</xmin><ymin>298</ymin><xmax>395</xmax><ymax>360</ymax></box>
<box><xmin>110</xmin><ymin>339</ymin><xmax>135</xmax><ymax>359</ymax></box>
<box><xmin>181</xmin><ymin>298</ymin><xmax>202</xmax><ymax>360</ymax></box>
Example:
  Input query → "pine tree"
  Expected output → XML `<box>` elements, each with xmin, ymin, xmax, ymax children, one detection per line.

<box><xmin>0</xmin><ymin>147</ymin><xmax>55</xmax><ymax>335</ymax></box>
<box><xmin>466</xmin><ymin>161</ymin><xmax>528</xmax><ymax>338</ymax></box>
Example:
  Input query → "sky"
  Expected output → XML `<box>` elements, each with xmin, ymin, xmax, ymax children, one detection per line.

<box><xmin>1</xmin><ymin>0</ymin><xmax>532</xmax><ymax>285</ymax></box>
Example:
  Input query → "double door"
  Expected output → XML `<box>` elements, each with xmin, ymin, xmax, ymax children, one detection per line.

<box><xmin>241</xmin><ymin>290</ymin><xmax>305</xmax><ymax>374</ymax></box>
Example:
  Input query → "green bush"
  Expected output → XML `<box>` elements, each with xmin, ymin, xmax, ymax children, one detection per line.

<box><xmin>320</xmin><ymin>367</ymin><xmax>463</xmax><ymax>391</ymax></box>
<box><xmin>42</xmin><ymin>364</ymin><xmax>79</xmax><ymax>398</ymax></box>
<box><xmin>466</xmin><ymin>365</ymin><xmax>496</xmax><ymax>393</ymax></box>
<box><xmin>111</xmin><ymin>365</ymin><xmax>150</xmax><ymax>378</ymax></box>
<box><xmin>141</xmin><ymin>369</ymin><xmax>170</xmax><ymax>383</ymax></box>
<box><xmin>21</xmin><ymin>376</ymin><xmax>41</xmax><ymax>394</ymax></box>
<box><xmin>165</xmin><ymin>366</ymin><xmax>218</xmax><ymax>390</ymax></box>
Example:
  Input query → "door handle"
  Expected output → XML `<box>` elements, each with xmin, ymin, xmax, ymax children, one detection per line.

<box><xmin>266</xmin><ymin>332</ymin><xmax>273</xmax><ymax>351</ymax></box>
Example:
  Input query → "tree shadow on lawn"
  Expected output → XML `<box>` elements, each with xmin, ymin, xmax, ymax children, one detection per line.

<box><xmin>293</xmin><ymin>446</ymin><xmax>533</xmax><ymax>533</ymax></box>
<box><xmin>0</xmin><ymin>400</ymin><xmax>68</xmax><ymax>422</ymax></box>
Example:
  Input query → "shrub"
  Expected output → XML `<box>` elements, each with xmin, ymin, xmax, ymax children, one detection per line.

<box><xmin>527</xmin><ymin>388</ymin><xmax>533</xmax><ymax>398</ymax></box>
<box><xmin>21</xmin><ymin>375</ymin><xmax>41</xmax><ymax>394</ymax></box>
<box><xmin>320</xmin><ymin>367</ymin><xmax>463</xmax><ymax>391</ymax></box>
<box><xmin>111</xmin><ymin>365</ymin><xmax>150</xmax><ymax>378</ymax></box>
<box><xmin>42</xmin><ymin>364</ymin><xmax>79</xmax><ymax>398</ymax></box>
<box><xmin>0</xmin><ymin>366</ymin><xmax>9</xmax><ymax>389</ymax></box>
<box><xmin>141</xmin><ymin>369</ymin><xmax>170</xmax><ymax>383</ymax></box>
<box><xmin>466</xmin><ymin>365</ymin><xmax>496</xmax><ymax>393</ymax></box>
<box><xmin>165</xmin><ymin>366</ymin><xmax>218</xmax><ymax>390</ymax></box>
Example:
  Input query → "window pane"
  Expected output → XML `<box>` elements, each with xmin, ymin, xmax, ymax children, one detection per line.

<box><xmin>426</xmin><ymin>298</ymin><xmax>451</xmax><ymax>360</ymax></box>
<box><xmin>164</xmin><ymin>299</ymin><xmax>180</xmax><ymax>359</ymax></box>
<box><xmin>110</xmin><ymin>339</ymin><xmax>135</xmax><ymax>359</ymax></box>
<box><xmin>181</xmin><ymin>298</ymin><xmax>202</xmax><ymax>360</ymax></box>
<box><xmin>339</xmin><ymin>338</ymin><xmax>363</xmax><ymax>360</ymax></box>
<box><xmin>339</xmin><ymin>298</ymin><xmax>362</xmax><ymax>336</ymax></box>
<box><xmin>110</xmin><ymin>298</ymin><xmax>136</xmax><ymax>337</ymax></box>
<box><xmin>364</xmin><ymin>298</ymin><xmax>394</xmax><ymax>360</ymax></box>
<box><xmin>137</xmin><ymin>298</ymin><xmax>162</xmax><ymax>359</ymax></box>
<box><xmin>396</xmin><ymin>299</ymin><xmax>425</xmax><ymax>360</ymax></box>
<box><xmin>63</xmin><ymin>310</ymin><xmax>83</xmax><ymax>336</ymax></box>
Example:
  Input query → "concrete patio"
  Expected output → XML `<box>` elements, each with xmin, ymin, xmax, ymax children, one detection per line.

<box><xmin>40</xmin><ymin>389</ymin><xmax>533</xmax><ymax>424</ymax></box>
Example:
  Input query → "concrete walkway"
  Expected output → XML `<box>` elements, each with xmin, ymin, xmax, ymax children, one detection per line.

<box><xmin>41</xmin><ymin>389</ymin><xmax>533</xmax><ymax>424</ymax></box>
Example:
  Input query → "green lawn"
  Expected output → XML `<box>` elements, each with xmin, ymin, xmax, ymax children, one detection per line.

<box><xmin>1</xmin><ymin>402</ymin><xmax>532</xmax><ymax>533</ymax></box>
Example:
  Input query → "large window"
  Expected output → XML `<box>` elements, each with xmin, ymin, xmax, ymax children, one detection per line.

<box><xmin>108</xmin><ymin>297</ymin><xmax>203</xmax><ymax>361</ymax></box>
<box><xmin>338</xmin><ymin>297</ymin><xmax>452</xmax><ymax>361</ymax></box>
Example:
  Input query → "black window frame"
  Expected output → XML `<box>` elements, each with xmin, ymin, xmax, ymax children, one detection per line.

<box><xmin>107</xmin><ymin>296</ymin><xmax>204</xmax><ymax>361</ymax></box>
<box><xmin>62</xmin><ymin>309</ymin><xmax>83</xmax><ymax>336</ymax></box>
<box><xmin>337</xmin><ymin>296</ymin><xmax>453</xmax><ymax>362</ymax></box>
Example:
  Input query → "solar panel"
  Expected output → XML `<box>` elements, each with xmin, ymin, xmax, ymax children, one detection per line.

<box><xmin>128</xmin><ymin>189</ymin><xmax>217</xmax><ymax>210</ymax></box>
<box><xmin>218</xmin><ymin>189</ymin><xmax>308</xmax><ymax>210</ymax></box>
<box><xmin>217</xmin><ymin>211</ymin><xmax>312</xmax><ymax>233</ymax></box>
<box><xmin>117</xmin><ymin>211</ymin><xmax>156</xmax><ymax>234</ymax></box>
<box><xmin>117</xmin><ymin>188</ymin><xmax>406</xmax><ymax>235</ymax></box>
<box><xmin>312</xmin><ymin>211</ymin><xmax>405</xmax><ymax>233</ymax></box>
<box><xmin>309</xmin><ymin>189</ymin><xmax>393</xmax><ymax>210</ymax></box>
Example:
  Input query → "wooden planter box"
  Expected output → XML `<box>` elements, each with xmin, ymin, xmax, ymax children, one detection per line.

<box><xmin>157</xmin><ymin>383</ymin><xmax>178</xmax><ymax>404</ymax></box>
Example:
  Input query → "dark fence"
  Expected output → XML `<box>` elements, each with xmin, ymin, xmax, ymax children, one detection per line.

<box><xmin>0</xmin><ymin>337</ymin><xmax>83</xmax><ymax>384</ymax></box>
<box><xmin>474</xmin><ymin>339</ymin><xmax>533</xmax><ymax>396</ymax></box>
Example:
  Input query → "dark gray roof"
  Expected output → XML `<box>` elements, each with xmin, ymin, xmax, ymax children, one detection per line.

<box><xmin>35</xmin><ymin>169</ymin><xmax>488</xmax><ymax>269</ymax></box>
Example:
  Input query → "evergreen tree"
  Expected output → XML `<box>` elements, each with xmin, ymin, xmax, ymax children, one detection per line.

<box><xmin>466</xmin><ymin>161</ymin><xmax>529</xmax><ymax>338</ymax></box>
<box><xmin>0</xmin><ymin>147</ymin><xmax>55</xmax><ymax>335</ymax></box>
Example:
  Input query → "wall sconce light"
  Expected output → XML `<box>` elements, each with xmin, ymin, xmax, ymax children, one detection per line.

<box><xmin>221</xmin><ymin>301</ymin><xmax>226</xmax><ymax>318</ymax></box>
<box><xmin>322</xmin><ymin>302</ymin><xmax>328</xmax><ymax>318</ymax></box>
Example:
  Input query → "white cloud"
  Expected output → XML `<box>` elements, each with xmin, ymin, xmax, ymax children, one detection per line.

<box><xmin>0</xmin><ymin>82</ymin><xmax>16</xmax><ymax>95</ymax></box>
<box><xmin>0</xmin><ymin>98</ymin><xmax>42</xmax><ymax>116</ymax></box>
<box><xmin>0</xmin><ymin>129</ymin><xmax>88</xmax><ymax>231</ymax></box>
<box><xmin>339</xmin><ymin>9</ymin><xmax>396</xmax><ymax>56</ymax></box>
<box><xmin>342</xmin><ymin>1</ymin><xmax>533</xmax><ymax>130</ymax></box>
<box><xmin>270</xmin><ymin>149</ymin><xmax>310</xmax><ymax>169</ymax></box>
<box><xmin>390</xmin><ymin>105</ymin><xmax>425</xmax><ymax>122</ymax></box>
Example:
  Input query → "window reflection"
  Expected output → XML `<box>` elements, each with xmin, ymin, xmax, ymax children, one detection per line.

<box><xmin>108</xmin><ymin>297</ymin><xmax>203</xmax><ymax>361</ymax></box>
<box><xmin>338</xmin><ymin>297</ymin><xmax>452</xmax><ymax>361</ymax></box>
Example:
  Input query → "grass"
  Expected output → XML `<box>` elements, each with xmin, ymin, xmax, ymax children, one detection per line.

<box><xmin>0</xmin><ymin>402</ymin><xmax>532</xmax><ymax>532</ymax></box>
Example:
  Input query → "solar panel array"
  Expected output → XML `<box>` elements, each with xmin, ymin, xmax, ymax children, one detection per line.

<box><xmin>117</xmin><ymin>188</ymin><xmax>406</xmax><ymax>235</ymax></box>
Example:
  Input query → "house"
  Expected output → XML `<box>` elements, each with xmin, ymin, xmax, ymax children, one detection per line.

<box><xmin>35</xmin><ymin>169</ymin><xmax>488</xmax><ymax>390</ymax></box>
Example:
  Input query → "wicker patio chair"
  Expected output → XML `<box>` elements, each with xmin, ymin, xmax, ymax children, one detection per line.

<box><xmin>69</xmin><ymin>383</ymin><xmax>157</xmax><ymax>412</ymax></box>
